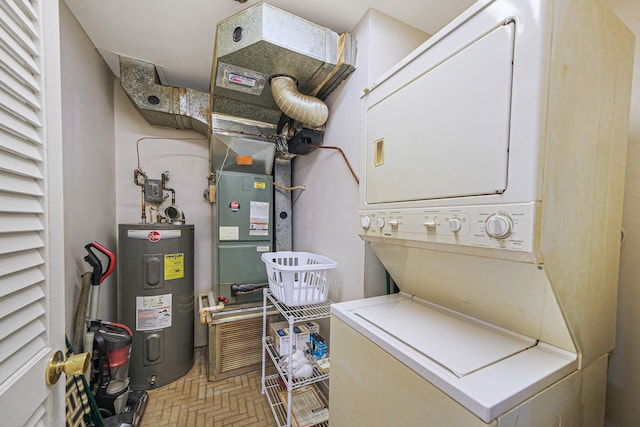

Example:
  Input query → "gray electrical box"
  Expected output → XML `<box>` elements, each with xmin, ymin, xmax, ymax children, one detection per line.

<box><xmin>215</xmin><ymin>171</ymin><xmax>272</xmax><ymax>304</ymax></box>
<box><xmin>144</xmin><ymin>179</ymin><xmax>164</xmax><ymax>203</ymax></box>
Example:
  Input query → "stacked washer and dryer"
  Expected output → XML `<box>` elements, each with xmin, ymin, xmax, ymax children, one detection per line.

<box><xmin>330</xmin><ymin>0</ymin><xmax>634</xmax><ymax>425</ymax></box>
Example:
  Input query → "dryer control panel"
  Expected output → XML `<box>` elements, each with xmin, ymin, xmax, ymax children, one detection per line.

<box><xmin>358</xmin><ymin>202</ymin><xmax>537</xmax><ymax>253</ymax></box>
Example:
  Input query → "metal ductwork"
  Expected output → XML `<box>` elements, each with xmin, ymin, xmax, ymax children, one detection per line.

<box><xmin>211</xmin><ymin>2</ymin><xmax>356</xmax><ymax>126</ymax></box>
<box><xmin>119</xmin><ymin>56</ymin><xmax>210</xmax><ymax>136</ymax></box>
<box><xmin>119</xmin><ymin>3</ymin><xmax>356</xmax><ymax>137</ymax></box>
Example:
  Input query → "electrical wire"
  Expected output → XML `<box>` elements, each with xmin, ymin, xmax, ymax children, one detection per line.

<box><xmin>273</xmin><ymin>183</ymin><xmax>306</xmax><ymax>191</ymax></box>
<box><xmin>307</xmin><ymin>143</ymin><xmax>360</xmax><ymax>184</ymax></box>
<box><xmin>216</xmin><ymin>143</ymin><xmax>232</xmax><ymax>188</ymax></box>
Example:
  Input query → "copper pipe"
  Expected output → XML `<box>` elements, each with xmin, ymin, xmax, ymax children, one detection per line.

<box><xmin>307</xmin><ymin>144</ymin><xmax>359</xmax><ymax>184</ymax></box>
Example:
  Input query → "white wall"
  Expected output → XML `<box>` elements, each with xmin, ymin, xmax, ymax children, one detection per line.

<box><xmin>605</xmin><ymin>1</ymin><xmax>640</xmax><ymax>425</ymax></box>
<box><xmin>113</xmin><ymin>84</ymin><xmax>212</xmax><ymax>346</ymax></box>
<box><xmin>59</xmin><ymin>2</ymin><xmax>116</xmax><ymax>341</ymax></box>
<box><xmin>292</xmin><ymin>9</ymin><xmax>429</xmax><ymax>305</ymax></box>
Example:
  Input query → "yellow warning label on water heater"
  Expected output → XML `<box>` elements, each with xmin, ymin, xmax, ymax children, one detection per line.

<box><xmin>164</xmin><ymin>253</ymin><xmax>184</xmax><ymax>280</ymax></box>
<box><xmin>254</xmin><ymin>182</ymin><xmax>266</xmax><ymax>189</ymax></box>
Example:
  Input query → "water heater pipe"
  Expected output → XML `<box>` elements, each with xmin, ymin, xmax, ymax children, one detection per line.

<box><xmin>134</xmin><ymin>168</ymin><xmax>147</xmax><ymax>223</ymax></box>
<box><xmin>270</xmin><ymin>76</ymin><xmax>329</xmax><ymax>128</ymax></box>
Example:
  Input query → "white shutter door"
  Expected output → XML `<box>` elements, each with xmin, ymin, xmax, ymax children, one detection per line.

<box><xmin>0</xmin><ymin>0</ymin><xmax>65</xmax><ymax>425</ymax></box>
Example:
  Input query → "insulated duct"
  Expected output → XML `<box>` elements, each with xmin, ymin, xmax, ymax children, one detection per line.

<box><xmin>120</xmin><ymin>56</ymin><xmax>210</xmax><ymax>136</ymax></box>
<box><xmin>270</xmin><ymin>76</ymin><xmax>328</xmax><ymax>128</ymax></box>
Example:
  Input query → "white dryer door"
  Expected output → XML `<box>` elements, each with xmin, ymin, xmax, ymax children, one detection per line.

<box><xmin>365</xmin><ymin>22</ymin><xmax>514</xmax><ymax>204</ymax></box>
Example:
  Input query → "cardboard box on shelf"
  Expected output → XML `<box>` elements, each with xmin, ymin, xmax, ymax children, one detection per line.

<box><xmin>269</xmin><ymin>321</ymin><xmax>311</xmax><ymax>356</ymax></box>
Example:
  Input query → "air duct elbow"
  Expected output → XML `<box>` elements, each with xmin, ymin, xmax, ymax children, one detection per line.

<box><xmin>270</xmin><ymin>76</ymin><xmax>328</xmax><ymax>128</ymax></box>
<box><xmin>119</xmin><ymin>56</ymin><xmax>210</xmax><ymax>136</ymax></box>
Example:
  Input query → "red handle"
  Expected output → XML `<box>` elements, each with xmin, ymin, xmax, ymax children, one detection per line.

<box><xmin>84</xmin><ymin>242</ymin><xmax>116</xmax><ymax>285</ymax></box>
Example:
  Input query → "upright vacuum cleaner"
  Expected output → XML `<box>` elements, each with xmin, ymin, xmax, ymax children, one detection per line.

<box><xmin>81</xmin><ymin>242</ymin><xmax>148</xmax><ymax>427</ymax></box>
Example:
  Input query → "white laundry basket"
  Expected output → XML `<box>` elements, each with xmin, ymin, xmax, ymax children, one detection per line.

<box><xmin>261</xmin><ymin>251</ymin><xmax>337</xmax><ymax>306</ymax></box>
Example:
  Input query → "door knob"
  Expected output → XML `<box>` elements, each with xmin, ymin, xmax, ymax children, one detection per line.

<box><xmin>45</xmin><ymin>350</ymin><xmax>90</xmax><ymax>385</ymax></box>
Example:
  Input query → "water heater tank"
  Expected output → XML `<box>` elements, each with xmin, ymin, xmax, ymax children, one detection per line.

<box><xmin>117</xmin><ymin>223</ymin><xmax>195</xmax><ymax>389</ymax></box>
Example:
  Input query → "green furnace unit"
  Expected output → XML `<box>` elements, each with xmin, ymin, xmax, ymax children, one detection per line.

<box><xmin>215</xmin><ymin>170</ymin><xmax>273</xmax><ymax>304</ymax></box>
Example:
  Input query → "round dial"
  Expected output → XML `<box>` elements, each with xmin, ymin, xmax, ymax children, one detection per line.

<box><xmin>388</xmin><ymin>219</ymin><xmax>399</xmax><ymax>228</ymax></box>
<box><xmin>423</xmin><ymin>218</ymin><xmax>437</xmax><ymax>230</ymax></box>
<box><xmin>449</xmin><ymin>218</ymin><xmax>462</xmax><ymax>233</ymax></box>
<box><xmin>485</xmin><ymin>214</ymin><xmax>513</xmax><ymax>239</ymax></box>
<box><xmin>360</xmin><ymin>216</ymin><xmax>371</xmax><ymax>230</ymax></box>
<box><xmin>376</xmin><ymin>218</ymin><xmax>385</xmax><ymax>229</ymax></box>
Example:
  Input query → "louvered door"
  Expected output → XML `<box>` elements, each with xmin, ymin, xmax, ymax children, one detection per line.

<box><xmin>0</xmin><ymin>0</ymin><xmax>65</xmax><ymax>425</ymax></box>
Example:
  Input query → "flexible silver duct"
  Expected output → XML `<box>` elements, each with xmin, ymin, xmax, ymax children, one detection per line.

<box><xmin>270</xmin><ymin>76</ymin><xmax>329</xmax><ymax>128</ymax></box>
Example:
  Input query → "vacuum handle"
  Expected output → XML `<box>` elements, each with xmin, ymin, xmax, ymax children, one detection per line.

<box><xmin>84</xmin><ymin>242</ymin><xmax>115</xmax><ymax>286</ymax></box>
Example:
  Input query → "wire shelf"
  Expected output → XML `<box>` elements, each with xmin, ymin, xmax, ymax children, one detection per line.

<box><xmin>264</xmin><ymin>337</ymin><xmax>330</xmax><ymax>389</ymax></box>
<box><xmin>265</xmin><ymin>288</ymin><xmax>332</xmax><ymax>322</ymax></box>
<box><xmin>263</xmin><ymin>374</ymin><xmax>329</xmax><ymax>427</ymax></box>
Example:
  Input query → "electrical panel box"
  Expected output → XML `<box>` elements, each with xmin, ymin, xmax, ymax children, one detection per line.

<box><xmin>144</xmin><ymin>179</ymin><xmax>164</xmax><ymax>203</ymax></box>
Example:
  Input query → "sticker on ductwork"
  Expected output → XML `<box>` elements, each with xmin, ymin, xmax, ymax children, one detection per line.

<box><xmin>229</xmin><ymin>72</ymin><xmax>257</xmax><ymax>88</ymax></box>
<box><xmin>216</xmin><ymin>62</ymin><xmax>266</xmax><ymax>95</ymax></box>
<box><xmin>136</xmin><ymin>294</ymin><xmax>172</xmax><ymax>331</ymax></box>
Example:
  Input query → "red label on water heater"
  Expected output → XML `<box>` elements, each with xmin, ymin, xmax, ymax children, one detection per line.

<box><xmin>229</xmin><ymin>201</ymin><xmax>240</xmax><ymax>212</ymax></box>
<box><xmin>148</xmin><ymin>230</ymin><xmax>161</xmax><ymax>242</ymax></box>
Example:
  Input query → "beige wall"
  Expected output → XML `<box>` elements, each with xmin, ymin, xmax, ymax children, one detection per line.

<box><xmin>59</xmin><ymin>1</ymin><xmax>116</xmax><ymax>341</ymax></box>
<box><xmin>605</xmin><ymin>1</ymin><xmax>640</xmax><ymax>425</ymax></box>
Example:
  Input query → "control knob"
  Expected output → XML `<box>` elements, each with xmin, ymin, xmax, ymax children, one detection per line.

<box><xmin>423</xmin><ymin>218</ymin><xmax>437</xmax><ymax>230</ymax></box>
<box><xmin>448</xmin><ymin>218</ymin><xmax>462</xmax><ymax>233</ymax></box>
<box><xmin>485</xmin><ymin>213</ymin><xmax>513</xmax><ymax>239</ymax></box>
<box><xmin>360</xmin><ymin>216</ymin><xmax>371</xmax><ymax>230</ymax></box>
<box><xmin>388</xmin><ymin>219</ymin><xmax>399</xmax><ymax>228</ymax></box>
<box><xmin>376</xmin><ymin>218</ymin><xmax>385</xmax><ymax>229</ymax></box>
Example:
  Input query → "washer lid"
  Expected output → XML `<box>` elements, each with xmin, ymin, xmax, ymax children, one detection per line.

<box><xmin>354</xmin><ymin>298</ymin><xmax>536</xmax><ymax>377</ymax></box>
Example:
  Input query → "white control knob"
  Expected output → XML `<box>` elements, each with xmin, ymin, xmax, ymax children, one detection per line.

<box><xmin>388</xmin><ymin>219</ymin><xmax>399</xmax><ymax>228</ymax></box>
<box><xmin>485</xmin><ymin>214</ymin><xmax>513</xmax><ymax>239</ymax></box>
<box><xmin>376</xmin><ymin>218</ymin><xmax>385</xmax><ymax>229</ymax></box>
<box><xmin>449</xmin><ymin>218</ymin><xmax>462</xmax><ymax>233</ymax></box>
<box><xmin>423</xmin><ymin>218</ymin><xmax>437</xmax><ymax>230</ymax></box>
<box><xmin>361</xmin><ymin>216</ymin><xmax>371</xmax><ymax>230</ymax></box>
